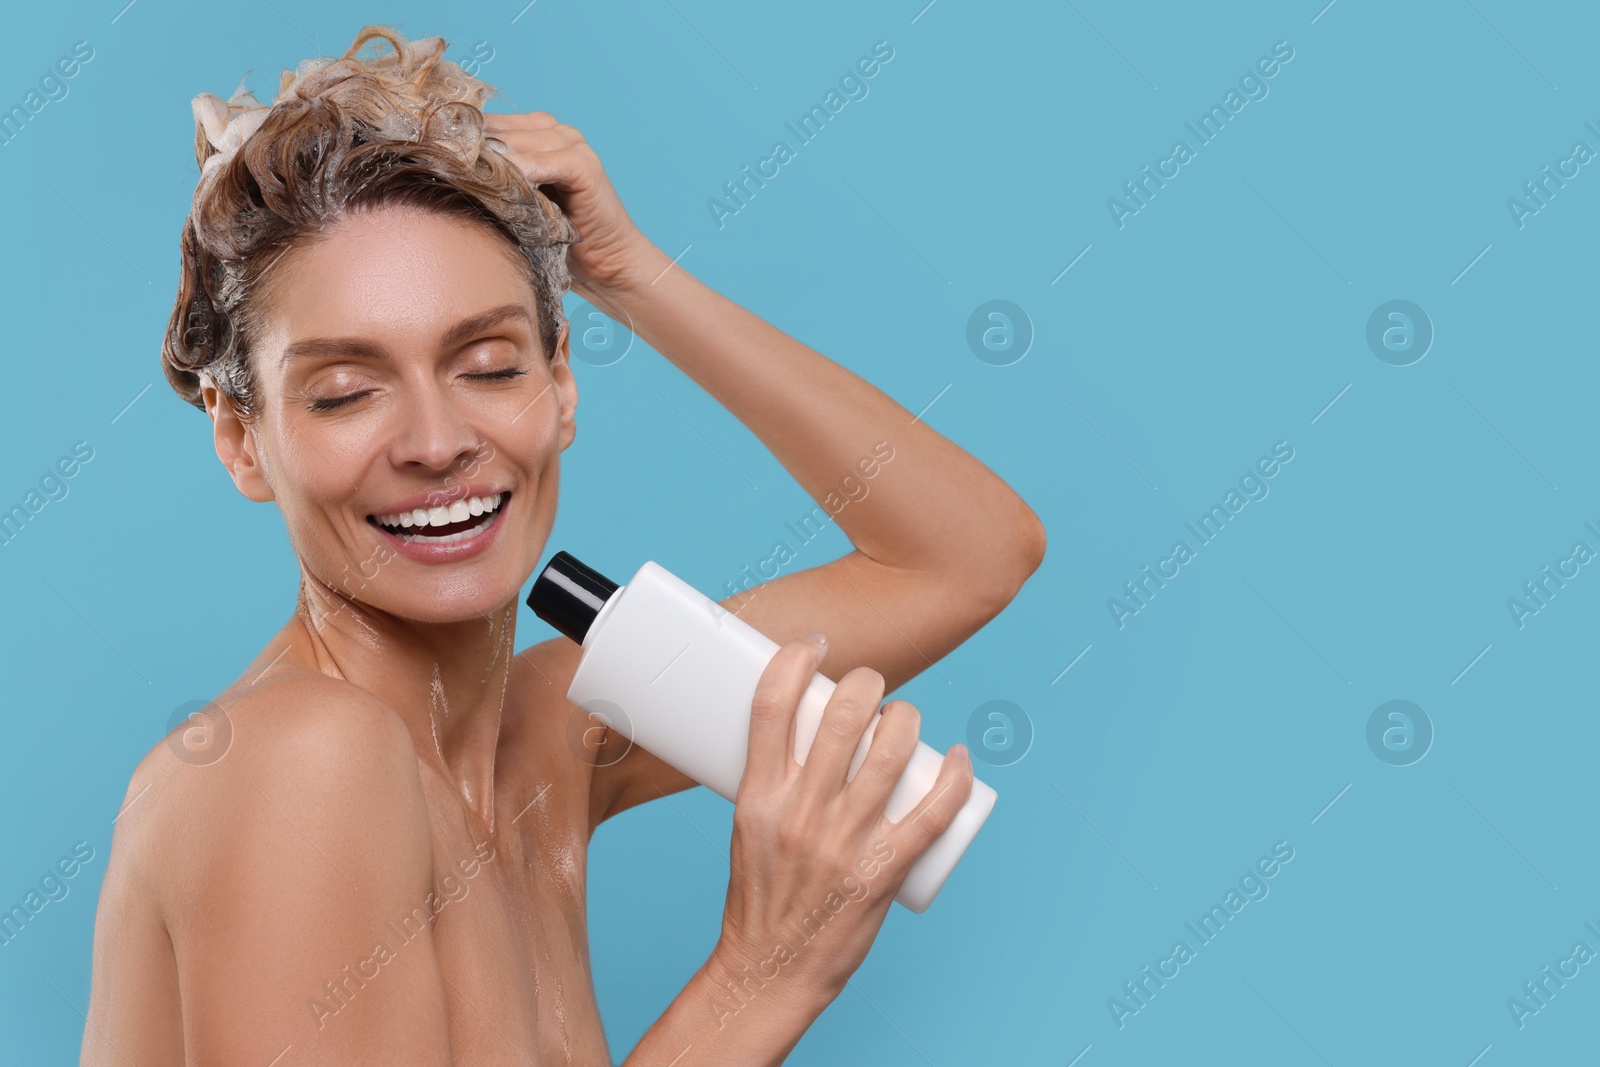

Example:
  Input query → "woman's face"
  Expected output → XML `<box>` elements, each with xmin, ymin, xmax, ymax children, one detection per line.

<box><xmin>207</xmin><ymin>203</ymin><xmax>577</xmax><ymax>625</ymax></box>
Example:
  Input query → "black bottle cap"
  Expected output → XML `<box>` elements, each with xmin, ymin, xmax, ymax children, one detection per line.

<box><xmin>527</xmin><ymin>550</ymin><xmax>620</xmax><ymax>646</ymax></box>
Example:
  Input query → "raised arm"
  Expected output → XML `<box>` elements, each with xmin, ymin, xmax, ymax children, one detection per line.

<box><xmin>592</xmin><ymin>245</ymin><xmax>1047</xmax><ymax>667</ymax></box>
<box><xmin>486</xmin><ymin>112</ymin><xmax>1046</xmax><ymax>824</ymax></box>
<box><xmin>107</xmin><ymin>679</ymin><xmax>455</xmax><ymax>1065</ymax></box>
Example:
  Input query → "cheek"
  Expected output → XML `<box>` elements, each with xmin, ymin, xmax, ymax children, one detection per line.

<box><xmin>265</xmin><ymin>420</ymin><xmax>379</xmax><ymax>550</ymax></box>
<box><xmin>504</xmin><ymin>397</ymin><xmax>564</xmax><ymax>469</ymax></box>
<box><xmin>279</xmin><ymin>397</ymin><xmax>399</xmax><ymax>484</ymax></box>
<box><xmin>273</xmin><ymin>431</ymin><xmax>355</xmax><ymax>510</ymax></box>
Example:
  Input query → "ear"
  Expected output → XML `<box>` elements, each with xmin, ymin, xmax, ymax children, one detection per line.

<box><xmin>200</xmin><ymin>373</ymin><xmax>274</xmax><ymax>503</ymax></box>
<box><xmin>550</xmin><ymin>322</ymin><xmax>578</xmax><ymax>452</ymax></box>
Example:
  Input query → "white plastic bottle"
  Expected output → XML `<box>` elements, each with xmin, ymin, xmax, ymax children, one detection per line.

<box><xmin>527</xmin><ymin>551</ymin><xmax>998</xmax><ymax>913</ymax></box>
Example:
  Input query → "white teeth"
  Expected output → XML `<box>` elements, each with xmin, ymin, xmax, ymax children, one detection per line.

<box><xmin>373</xmin><ymin>493</ymin><xmax>506</xmax><ymax>531</ymax></box>
<box><xmin>391</xmin><ymin>510</ymin><xmax>498</xmax><ymax>544</ymax></box>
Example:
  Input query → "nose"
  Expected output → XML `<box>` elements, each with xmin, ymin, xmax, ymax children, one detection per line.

<box><xmin>390</xmin><ymin>377</ymin><xmax>482</xmax><ymax>475</ymax></box>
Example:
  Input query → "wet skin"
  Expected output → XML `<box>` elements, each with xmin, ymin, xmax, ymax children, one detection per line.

<box><xmin>84</xmin><ymin>633</ymin><xmax>624</xmax><ymax>1064</ymax></box>
<box><xmin>82</xmin><ymin>206</ymin><xmax>638</xmax><ymax>1064</ymax></box>
<box><xmin>82</xmin><ymin>124</ymin><xmax>1046</xmax><ymax>1059</ymax></box>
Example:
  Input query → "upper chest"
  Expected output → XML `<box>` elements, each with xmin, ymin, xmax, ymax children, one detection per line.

<box><xmin>414</xmin><ymin>651</ymin><xmax>613</xmax><ymax>1064</ymax></box>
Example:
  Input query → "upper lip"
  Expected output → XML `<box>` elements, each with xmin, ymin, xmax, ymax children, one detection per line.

<box><xmin>368</xmin><ymin>484</ymin><xmax>510</xmax><ymax>517</ymax></box>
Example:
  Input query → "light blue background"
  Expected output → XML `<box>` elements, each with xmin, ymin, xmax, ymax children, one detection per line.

<box><xmin>0</xmin><ymin>0</ymin><xmax>1593</xmax><ymax>1063</ymax></box>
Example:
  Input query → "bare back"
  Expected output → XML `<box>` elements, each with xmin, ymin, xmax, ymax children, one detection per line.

<box><xmin>82</xmin><ymin>635</ymin><xmax>613</xmax><ymax>1066</ymax></box>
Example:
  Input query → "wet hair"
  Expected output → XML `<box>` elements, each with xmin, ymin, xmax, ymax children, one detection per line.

<box><xmin>163</xmin><ymin>24</ymin><xmax>579</xmax><ymax>421</ymax></box>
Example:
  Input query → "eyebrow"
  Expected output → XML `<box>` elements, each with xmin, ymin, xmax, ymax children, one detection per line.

<box><xmin>279</xmin><ymin>303</ymin><xmax>536</xmax><ymax>367</ymax></box>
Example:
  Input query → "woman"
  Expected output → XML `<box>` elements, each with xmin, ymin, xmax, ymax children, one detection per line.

<box><xmin>82</xmin><ymin>25</ymin><xmax>1045</xmax><ymax>1066</ymax></box>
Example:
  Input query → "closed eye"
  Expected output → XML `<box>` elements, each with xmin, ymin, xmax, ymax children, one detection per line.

<box><xmin>308</xmin><ymin>370</ymin><xmax>528</xmax><ymax>412</ymax></box>
<box><xmin>308</xmin><ymin>391</ymin><xmax>372</xmax><ymax>412</ymax></box>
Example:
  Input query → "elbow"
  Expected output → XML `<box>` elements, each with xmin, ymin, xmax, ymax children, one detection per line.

<box><xmin>972</xmin><ymin>502</ymin><xmax>1047</xmax><ymax>618</ymax></box>
<box><xmin>1016</xmin><ymin>502</ymin><xmax>1047</xmax><ymax>577</ymax></box>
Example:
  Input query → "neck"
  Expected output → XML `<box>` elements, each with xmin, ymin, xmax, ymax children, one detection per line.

<box><xmin>290</xmin><ymin>563</ymin><xmax>518</xmax><ymax>826</ymax></box>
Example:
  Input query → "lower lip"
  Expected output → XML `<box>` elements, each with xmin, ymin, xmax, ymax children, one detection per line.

<box><xmin>369</xmin><ymin>500</ymin><xmax>509</xmax><ymax>564</ymax></box>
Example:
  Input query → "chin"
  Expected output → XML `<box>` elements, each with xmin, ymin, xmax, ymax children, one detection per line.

<box><xmin>355</xmin><ymin>489</ymin><xmax>535</xmax><ymax>614</ymax></box>
<box><xmin>370</xmin><ymin>576</ymin><xmax>523</xmax><ymax>625</ymax></box>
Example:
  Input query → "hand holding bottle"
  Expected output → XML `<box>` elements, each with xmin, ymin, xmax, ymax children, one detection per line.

<box><xmin>711</xmin><ymin>632</ymin><xmax>975</xmax><ymax>1011</ymax></box>
<box><xmin>532</xmin><ymin>552</ymin><xmax>999</xmax><ymax>914</ymax></box>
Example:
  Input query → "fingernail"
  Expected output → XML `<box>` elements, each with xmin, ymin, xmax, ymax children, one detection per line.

<box><xmin>801</xmin><ymin>631</ymin><xmax>827</xmax><ymax>652</ymax></box>
<box><xmin>953</xmin><ymin>743</ymin><xmax>969</xmax><ymax>764</ymax></box>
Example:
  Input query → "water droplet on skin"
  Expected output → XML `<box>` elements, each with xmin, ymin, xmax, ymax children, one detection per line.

<box><xmin>426</xmin><ymin>661</ymin><xmax>447</xmax><ymax>762</ymax></box>
<box><xmin>430</xmin><ymin>661</ymin><xmax>450</xmax><ymax>721</ymax></box>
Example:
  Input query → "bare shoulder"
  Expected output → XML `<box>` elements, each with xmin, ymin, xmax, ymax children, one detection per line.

<box><xmin>508</xmin><ymin>637</ymin><xmax>618</xmax><ymax>829</ymax></box>
<box><xmin>507</xmin><ymin>635</ymin><xmax>581</xmax><ymax>743</ymax></box>
<box><xmin>117</xmin><ymin>668</ymin><xmax>430</xmax><ymax>922</ymax></box>
<box><xmin>106</xmin><ymin>668</ymin><xmax>451</xmax><ymax>1062</ymax></box>
<box><xmin>512</xmin><ymin>635</ymin><xmax>701</xmax><ymax>829</ymax></box>
<box><xmin>121</xmin><ymin>669</ymin><xmax>419</xmax><ymax>826</ymax></box>
<box><xmin>511</xmin><ymin>633</ymin><xmax>579</xmax><ymax>690</ymax></box>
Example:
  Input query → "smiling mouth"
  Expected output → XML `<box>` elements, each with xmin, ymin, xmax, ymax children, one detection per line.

<box><xmin>368</xmin><ymin>492</ymin><xmax>510</xmax><ymax>544</ymax></box>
